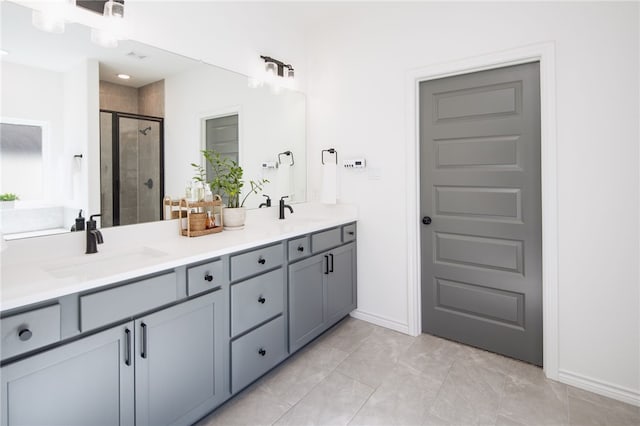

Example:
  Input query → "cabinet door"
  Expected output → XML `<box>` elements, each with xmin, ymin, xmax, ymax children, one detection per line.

<box><xmin>289</xmin><ymin>253</ymin><xmax>326</xmax><ymax>353</ymax></box>
<box><xmin>135</xmin><ymin>290</ymin><xmax>227</xmax><ymax>426</ymax></box>
<box><xmin>1</xmin><ymin>322</ymin><xmax>135</xmax><ymax>426</ymax></box>
<box><xmin>326</xmin><ymin>243</ymin><xmax>357</xmax><ymax>326</ymax></box>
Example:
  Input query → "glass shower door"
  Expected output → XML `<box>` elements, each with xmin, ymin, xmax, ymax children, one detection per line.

<box><xmin>100</xmin><ymin>112</ymin><xmax>163</xmax><ymax>227</ymax></box>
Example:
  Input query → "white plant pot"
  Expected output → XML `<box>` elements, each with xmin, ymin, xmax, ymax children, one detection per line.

<box><xmin>223</xmin><ymin>207</ymin><xmax>246</xmax><ymax>230</ymax></box>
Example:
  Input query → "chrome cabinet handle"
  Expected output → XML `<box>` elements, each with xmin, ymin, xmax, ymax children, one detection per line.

<box><xmin>141</xmin><ymin>322</ymin><xmax>148</xmax><ymax>359</ymax></box>
<box><xmin>18</xmin><ymin>328</ymin><xmax>32</xmax><ymax>342</ymax></box>
<box><xmin>125</xmin><ymin>328</ymin><xmax>132</xmax><ymax>366</ymax></box>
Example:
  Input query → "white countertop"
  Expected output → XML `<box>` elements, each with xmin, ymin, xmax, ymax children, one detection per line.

<box><xmin>0</xmin><ymin>203</ymin><xmax>357</xmax><ymax>312</ymax></box>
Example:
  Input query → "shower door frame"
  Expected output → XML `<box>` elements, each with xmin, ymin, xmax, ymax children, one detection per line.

<box><xmin>100</xmin><ymin>110</ymin><xmax>165</xmax><ymax>226</ymax></box>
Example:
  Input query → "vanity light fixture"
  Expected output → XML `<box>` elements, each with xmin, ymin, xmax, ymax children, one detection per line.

<box><xmin>103</xmin><ymin>0</ymin><xmax>124</xmax><ymax>19</ymax></box>
<box><xmin>260</xmin><ymin>55</ymin><xmax>294</xmax><ymax>80</ymax></box>
<box><xmin>117</xmin><ymin>73</ymin><xmax>131</xmax><ymax>80</ymax></box>
<box><xmin>90</xmin><ymin>0</ymin><xmax>125</xmax><ymax>48</ymax></box>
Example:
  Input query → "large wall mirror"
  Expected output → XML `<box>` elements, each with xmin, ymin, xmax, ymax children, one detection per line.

<box><xmin>0</xmin><ymin>1</ymin><xmax>306</xmax><ymax>240</ymax></box>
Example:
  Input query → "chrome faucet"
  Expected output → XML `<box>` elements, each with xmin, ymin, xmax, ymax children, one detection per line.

<box><xmin>279</xmin><ymin>196</ymin><xmax>293</xmax><ymax>220</ymax></box>
<box><xmin>259</xmin><ymin>195</ymin><xmax>271</xmax><ymax>208</ymax></box>
<box><xmin>86</xmin><ymin>214</ymin><xmax>104</xmax><ymax>254</ymax></box>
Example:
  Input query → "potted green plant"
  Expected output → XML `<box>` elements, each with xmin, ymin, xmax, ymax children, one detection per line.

<box><xmin>0</xmin><ymin>193</ymin><xmax>19</xmax><ymax>209</ymax></box>
<box><xmin>192</xmin><ymin>150</ymin><xmax>268</xmax><ymax>229</ymax></box>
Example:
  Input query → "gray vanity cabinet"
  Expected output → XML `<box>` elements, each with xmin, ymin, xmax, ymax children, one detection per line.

<box><xmin>1</xmin><ymin>322</ymin><xmax>135</xmax><ymax>426</ymax></box>
<box><xmin>289</xmin><ymin>239</ymin><xmax>357</xmax><ymax>353</ymax></box>
<box><xmin>135</xmin><ymin>289</ymin><xmax>227</xmax><ymax>426</ymax></box>
<box><xmin>289</xmin><ymin>254</ymin><xmax>327</xmax><ymax>352</ymax></box>
<box><xmin>326</xmin><ymin>242</ymin><xmax>357</xmax><ymax>325</ymax></box>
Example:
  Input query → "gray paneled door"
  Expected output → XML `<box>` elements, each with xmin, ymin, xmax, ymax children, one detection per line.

<box><xmin>420</xmin><ymin>62</ymin><xmax>542</xmax><ymax>365</ymax></box>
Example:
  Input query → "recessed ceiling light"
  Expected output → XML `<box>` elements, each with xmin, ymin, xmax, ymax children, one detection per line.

<box><xmin>117</xmin><ymin>74</ymin><xmax>131</xmax><ymax>80</ymax></box>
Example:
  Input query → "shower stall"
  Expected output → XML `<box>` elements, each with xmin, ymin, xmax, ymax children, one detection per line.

<box><xmin>100</xmin><ymin>111</ymin><xmax>164</xmax><ymax>227</ymax></box>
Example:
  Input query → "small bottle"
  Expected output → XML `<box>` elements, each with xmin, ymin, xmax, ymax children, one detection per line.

<box><xmin>206</xmin><ymin>211</ymin><xmax>215</xmax><ymax>229</ymax></box>
<box><xmin>185</xmin><ymin>181</ymin><xmax>193</xmax><ymax>201</ymax></box>
<box><xmin>204</xmin><ymin>187</ymin><xmax>213</xmax><ymax>202</ymax></box>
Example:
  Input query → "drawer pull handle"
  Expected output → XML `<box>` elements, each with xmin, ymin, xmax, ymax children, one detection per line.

<box><xmin>18</xmin><ymin>328</ymin><xmax>32</xmax><ymax>342</ymax></box>
<box><xmin>125</xmin><ymin>328</ymin><xmax>132</xmax><ymax>366</ymax></box>
<box><xmin>258</xmin><ymin>348</ymin><xmax>266</xmax><ymax>356</ymax></box>
<box><xmin>329</xmin><ymin>253</ymin><xmax>334</xmax><ymax>273</ymax></box>
<box><xmin>297</xmin><ymin>246</ymin><xmax>304</xmax><ymax>252</ymax></box>
<box><xmin>204</xmin><ymin>273</ymin><xmax>213</xmax><ymax>282</ymax></box>
<box><xmin>258</xmin><ymin>296</ymin><xmax>266</xmax><ymax>304</ymax></box>
<box><xmin>258</xmin><ymin>257</ymin><xmax>266</xmax><ymax>265</ymax></box>
<box><xmin>324</xmin><ymin>255</ymin><xmax>329</xmax><ymax>275</ymax></box>
<box><xmin>347</xmin><ymin>231</ymin><xmax>355</xmax><ymax>235</ymax></box>
<box><xmin>141</xmin><ymin>322</ymin><xmax>148</xmax><ymax>359</ymax></box>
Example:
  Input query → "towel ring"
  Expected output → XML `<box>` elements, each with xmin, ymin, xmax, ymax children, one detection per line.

<box><xmin>321</xmin><ymin>148</ymin><xmax>337</xmax><ymax>165</ymax></box>
<box><xmin>278</xmin><ymin>151</ymin><xmax>294</xmax><ymax>167</ymax></box>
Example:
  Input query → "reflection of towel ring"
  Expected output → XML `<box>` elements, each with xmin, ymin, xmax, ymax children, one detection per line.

<box><xmin>321</xmin><ymin>148</ymin><xmax>337</xmax><ymax>165</ymax></box>
<box><xmin>278</xmin><ymin>151</ymin><xmax>294</xmax><ymax>166</ymax></box>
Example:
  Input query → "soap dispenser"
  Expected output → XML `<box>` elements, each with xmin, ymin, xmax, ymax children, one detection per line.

<box><xmin>70</xmin><ymin>210</ymin><xmax>85</xmax><ymax>232</ymax></box>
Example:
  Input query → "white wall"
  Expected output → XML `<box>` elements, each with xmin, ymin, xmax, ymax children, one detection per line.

<box><xmin>122</xmin><ymin>1</ymin><xmax>309</xmax><ymax>92</ymax></box>
<box><xmin>304</xmin><ymin>1</ymin><xmax>639</xmax><ymax>403</ymax></box>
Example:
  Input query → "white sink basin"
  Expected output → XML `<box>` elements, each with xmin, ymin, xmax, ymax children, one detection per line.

<box><xmin>43</xmin><ymin>247</ymin><xmax>168</xmax><ymax>279</ymax></box>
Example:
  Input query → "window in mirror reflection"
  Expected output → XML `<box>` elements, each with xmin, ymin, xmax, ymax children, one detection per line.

<box><xmin>0</xmin><ymin>121</ymin><xmax>45</xmax><ymax>200</ymax></box>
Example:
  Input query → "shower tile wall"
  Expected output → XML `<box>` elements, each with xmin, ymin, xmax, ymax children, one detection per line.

<box><xmin>99</xmin><ymin>112</ymin><xmax>113</xmax><ymax>227</ymax></box>
<box><xmin>100</xmin><ymin>81</ymin><xmax>138</xmax><ymax>114</ymax></box>
<box><xmin>138</xmin><ymin>80</ymin><xmax>165</xmax><ymax>117</ymax></box>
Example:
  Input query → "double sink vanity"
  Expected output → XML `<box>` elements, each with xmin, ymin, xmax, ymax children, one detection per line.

<box><xmin>0</xmin><ymin>204</ymin><xmax>358</xmax><ymax>426</ymax></box>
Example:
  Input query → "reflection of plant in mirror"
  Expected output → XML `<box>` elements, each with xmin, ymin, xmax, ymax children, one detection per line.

<box><xmin>192</xmin><ymin>150</ymin><xmax>268</xmax><ymax>208</ymax></box>
<box><xmin>0</xmin><ymin>193</ymin><xmax>19</xmax><ymax>201</ymax></box>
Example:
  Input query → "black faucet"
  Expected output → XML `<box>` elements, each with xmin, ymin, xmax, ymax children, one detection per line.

<box><xmin>279</xmin><ymin>196</ymin><xmax>293</xmax><ymax>220</ymax></box>
<box><xmin>86</xmin><ymin>214</ymin><xmax>104</xmax><ymax>254</ymax></box>
<box><xmin>259</xmin><ymin>195</ymin><xmax>271</xmax><ymax>208</ymax></box>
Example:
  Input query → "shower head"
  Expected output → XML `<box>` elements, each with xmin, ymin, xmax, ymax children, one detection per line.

<box><xmin>139</xmin><ymin>126</ymin><xmax>152</xmax><ymax>136</ymax></box>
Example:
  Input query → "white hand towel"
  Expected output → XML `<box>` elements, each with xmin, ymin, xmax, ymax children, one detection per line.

<box><xmin>276</xmin><ymin>162</ymin><xmax>293</xmax><ymax>200</ymax></box>
<box><xmin>321</xmin><ymin>162</ymin><xmax>337</xmax><ymax>204</ymax></box>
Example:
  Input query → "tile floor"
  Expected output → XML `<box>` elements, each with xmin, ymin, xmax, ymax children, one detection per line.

<box><xmin>197</xmin><ymin>317</ymin><xmax>640</xmax><ymax>426</ymax></box>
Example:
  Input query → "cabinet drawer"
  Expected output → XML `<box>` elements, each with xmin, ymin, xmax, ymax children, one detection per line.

<box><xmin>288</xmin><ymin>236</ymin><xmax>310</xmax><ymax>261</ymax></box>
<box><xmin>1</xmin><ymin>304</ymin><xmax>61</xmax><ymax>360</ymax></box>
<box><xmin>311</xmin><ymin>227</ymin><xmax>341</xmax><ymax>253</ymax></box>
<box><xmin>342</xmin><ymin>223</ymin><xmax>356</xmax><ymax>242</ymax></box>
<box><xmin>231</xmin><ymin>316</ymin><xmax>286</xmax><ymax>393</ymax></box>
<box><xmin>231</xmin><ymin>269</ymin><xmax>284</xmax><ymax>336</ymax></box>
<box><xmin>187</xmin><ymin>259</ymin><xmax>223</xmax><ymax>296</ymax></box>
<box><xmin>80</xmin><ymin>272</ymin><xmax>177</xmax><ymax>331</ymax></box>
<box><xmin>230</xmin><ymin>243</ymin><xmax>283</xmax><ymax>282</ymax></box>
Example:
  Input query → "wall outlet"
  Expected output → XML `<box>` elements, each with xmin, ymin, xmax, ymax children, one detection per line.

<box><xmin>343</xmin><ymin>158</ymin><xmax>366</xmax><ymax>169</ymax></box>
<box><xmin>261</xmin><ymin>161</ymin><xmax>278</xmax><ymax>169</ymax></box>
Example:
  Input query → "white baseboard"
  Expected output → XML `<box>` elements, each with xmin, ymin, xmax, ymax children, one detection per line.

<box><xmin>558</xmin><ymin>369</ymin><xmax>640</xmax><ymax>407</ymax></box>
<box><xmin>350</xmin><ymin>309</ymin><xmax>410</xmax><ymax>334</ymax></box>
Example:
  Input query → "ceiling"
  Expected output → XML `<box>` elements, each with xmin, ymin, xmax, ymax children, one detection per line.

<box><xmin>0</xmin><ymin>1</ymin><xmax>200</xmax><ymax>88</ymax></box>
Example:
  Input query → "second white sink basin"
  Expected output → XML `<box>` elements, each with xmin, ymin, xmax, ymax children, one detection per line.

<box><xmin>43</xmin><ymin>247</ymin><xmax>168</xmax><ymax>279</ymax></box>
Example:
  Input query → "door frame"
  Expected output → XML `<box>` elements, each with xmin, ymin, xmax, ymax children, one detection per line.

<box><xmin>405</xmin><ymin>42</ymin><xmax>559</xmax><ymax>380</ymax></box>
